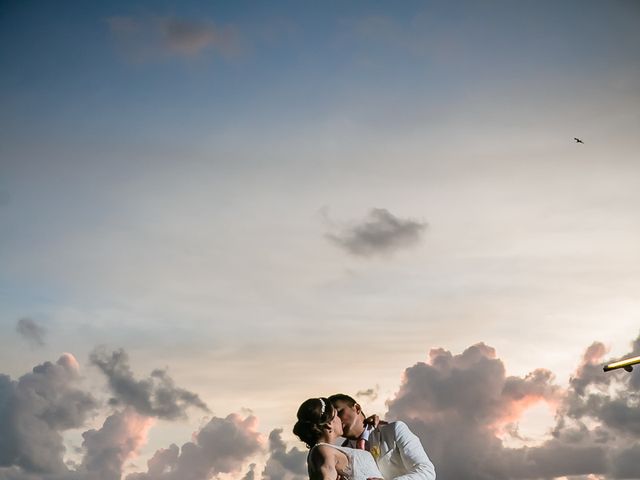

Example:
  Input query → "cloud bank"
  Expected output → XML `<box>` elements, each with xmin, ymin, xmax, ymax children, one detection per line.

<box><xmin>385</xmin><ymin>334</ymin><xmax>640</xmax><ymax>479</ymax></box>
<box><xmin>1</xmin><ymin>337</ymin><xmax>639</xmax><ymax>479</ymax></box>
<box><xmin>0</xmin><ymin>354</ymin><xmax>97</xmax><ymax>475</ymax></box>
<box><xmin>127</xmin><ymin>414</ymin><xmax>264</xmax><ymax>480</ymax></box>
<box><xmin>0</xmin><ymin>349</ymin><xmax>260</xmax><ymax>480</ymax></box>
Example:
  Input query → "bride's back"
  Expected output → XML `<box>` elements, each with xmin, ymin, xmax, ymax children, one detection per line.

<box><xmin>310</xmin><ymin>443</ymin><xmax>383</xmax><ymax>480</ymax></box>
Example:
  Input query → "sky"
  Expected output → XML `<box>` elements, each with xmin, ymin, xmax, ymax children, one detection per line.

<box><xmin>1</xmin><ymin>1</ymin><xmax>640</xmax><ymax>479</ymax></box>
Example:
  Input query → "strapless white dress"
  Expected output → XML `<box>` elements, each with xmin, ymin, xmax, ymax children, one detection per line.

<box><xmin>310</xmin><ymin>443</ymin><xmax>382</xmax><ymax>480</ymax></box>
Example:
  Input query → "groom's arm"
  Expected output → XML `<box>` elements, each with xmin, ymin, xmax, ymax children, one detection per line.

<box><xmin>392</xmin><ymin>421</ymin><xmax>436</xmax><ymax>480</ymax></box>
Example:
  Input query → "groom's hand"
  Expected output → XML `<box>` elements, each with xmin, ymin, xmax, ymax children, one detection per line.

<box><xmin>364</xmin><ymin>414</ymin><xmax>387</xmax><ymax>429</ymax></box>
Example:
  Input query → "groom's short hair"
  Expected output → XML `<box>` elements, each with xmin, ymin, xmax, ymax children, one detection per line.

<box><xmin>329</xmin><ymin>393</ymin><xmax>366</xmax><ymax>418</ymax></box>
<box><xmin>329</xmin><ymin>393</ymin><xmax>357</xmax><ymax>407</ymax></box>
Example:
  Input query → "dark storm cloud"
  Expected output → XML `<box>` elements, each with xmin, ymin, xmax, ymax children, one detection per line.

<box><xmin>90</xmin><ymin>347</ymin><xmax>209</xmax><ymax>420</ymax></box>
<box><xmin>327</xmin><ymin>208</ymin><xmax>427</xmax><ymax>257</ymax></box>
<box><xmin>261</xmin><ymin>429</ymin><xmax>307</xmax><ymax>480</ymax></box>
<box><xmin>0</xmin><ymin>354</ymin><xmax>97</xmax><ymax>475</ymax></box>
<box><xmin>384</xmin><ymin>334</ymin><xmax>640</xmax><ymax>480</ymax></box>
<box><xmin>15</xmin><ymin>318</ymin><xmax>47</xmax><ymax>347</ymax></box>
<box><xmin>126</xmin><ymin>413</ymin><xmax>264</xmax><ymax>480</ymax></box>
<box><xmin>106</xmin><ymin>15</ymin><xmax>243</xmax><ymax>61</ymax></box>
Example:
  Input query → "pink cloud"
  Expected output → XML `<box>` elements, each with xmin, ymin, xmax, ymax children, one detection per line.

<box><xmin>127</xmin><ymin>413</ymin><xmax>264</xmax><ymax>480</ymax></box>
<box><xmin>384</xmin><ymin>335</ymin><xmax>640</xmax><ymax>479</ymax></box>
<box><xmin>82</xmin><ymin>408</ymin><xmax>155</xmax><ymax>479</ymax></box>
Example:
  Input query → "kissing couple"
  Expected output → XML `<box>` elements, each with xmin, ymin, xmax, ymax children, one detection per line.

<box><xmin>293</xmin><ymin>394</ymin><xmax>436</xmax><ymax>480</ymax></box>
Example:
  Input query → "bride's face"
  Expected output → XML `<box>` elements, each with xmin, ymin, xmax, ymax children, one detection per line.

<box><xmin>329</xmin><ymin>407</ymin><xmax>343</xmax><ymax>436</ymax></box>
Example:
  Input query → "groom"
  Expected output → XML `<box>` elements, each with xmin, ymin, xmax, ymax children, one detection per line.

<box><xmin>329</xmin><ymin>394</ymin><xmax>436</xmax><ymax>480</ymax></box>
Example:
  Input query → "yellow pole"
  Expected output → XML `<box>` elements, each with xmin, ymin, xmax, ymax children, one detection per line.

<box><xmin>603</xmin><ymin>355</ymin><xmax>640</xmax><ymax>372</ymax></box>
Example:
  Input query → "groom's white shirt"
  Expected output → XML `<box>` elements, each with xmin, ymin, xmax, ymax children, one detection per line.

<box><xmin>345</xmin><ymin>421</ymin><xmax>436</xmax><ymax>480</ymax></box>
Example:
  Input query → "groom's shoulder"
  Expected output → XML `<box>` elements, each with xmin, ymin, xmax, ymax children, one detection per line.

<box><xmin>379</xmin><ymin>420</ymin><xmax>413</xmax><ymax>437</ymax></box>
<box><xmin>379</xmin><ymin>420</ymin><xmax>401</xmax><ymax>433</ymax></box>
<box><xmin>380</xmin><ymin>420</ymin><xmax>407</xmax><ymax>430</ymax></box>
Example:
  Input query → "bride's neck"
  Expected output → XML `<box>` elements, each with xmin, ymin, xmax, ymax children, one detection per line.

<box><xmin>318</xmin><ymin>431</ymin><xmax>338</xmax><ymax>444</ymax></box>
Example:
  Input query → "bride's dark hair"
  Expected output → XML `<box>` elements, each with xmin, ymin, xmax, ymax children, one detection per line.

<box><xmin>293</xmin><ymin>397</ymin><xmax>335</xmax><ymax>448</ymax></box>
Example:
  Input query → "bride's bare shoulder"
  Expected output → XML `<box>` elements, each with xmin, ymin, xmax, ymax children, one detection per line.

<box><xmin>309</xmin><ymin>444</ymin><xmax>334</xmax><ymax>459</ymax></box>
<box><xmin>310</xmin><ymin>444</ymin><xmax>346</xmax><ymax>466</ymax></box>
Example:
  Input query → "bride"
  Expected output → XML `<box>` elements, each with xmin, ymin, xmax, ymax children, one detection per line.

<box><xmin>293</xmin><ymin>397</ymin><xmax>383</xmax><ymax>480</ymax></box>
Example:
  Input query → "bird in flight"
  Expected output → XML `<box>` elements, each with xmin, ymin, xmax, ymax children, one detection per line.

<box><xmin>574</xmin><ymin>137</ymin><xmax>584</xmax><ymax>144</ymax></box>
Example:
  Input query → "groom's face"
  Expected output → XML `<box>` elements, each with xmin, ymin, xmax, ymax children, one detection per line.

<box><xmin>333</xmin><ymin>400</ymin><xmax>364</xmax><ymax>439</ymax></box>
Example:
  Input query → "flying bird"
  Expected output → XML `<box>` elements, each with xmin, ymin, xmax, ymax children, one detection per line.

<box><xmin>574</xmin><ymin>137</ymin><xmax>584</xmax><ymax>144</ymax></box>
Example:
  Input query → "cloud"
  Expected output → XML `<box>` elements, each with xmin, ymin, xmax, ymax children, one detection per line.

<box><xmin>0</xmin><ymin>351</ymin><xmax>265</xmax><ymax>480</ymax></box>
<box><xmin>126</xmin><ymin>413</ymin><xmax>264</xmax><ymax>480</ymax></box>
<box><xmin>561</xmin><ymin>336</ymin><xmax>640</xmax><ymax>439</ymax></box>
<box><xmin>3</xmin><ymin>337</ymin><xmax>639</xmax><ymax>480</ymax></box>
<box><xmin>80</xmin><ymin>409</ymin><xmax>154</xmax><ymax>480</ymax></box>
<box><xmin>158</xmin><ymin>17</ymin><xmax>241</xmax><ymax>57</ymax></box>
<box><xmin>384</xmin><ymin>335</ymin><xmax>640</xmax><ymax>479</ymax></box>
<box><xmin>90</xmin><ymin>347</ymin><xmax>209</xmax><ymax>420</ymax></box>
<box><xmin>569</xmin><ymin>341</ymin><xmax>611</xmax><ymax>396</ymax></box>
<box><xmin>15</xmin><ymin>317</ymin><xmax>47</xmax><ymax>347</ymax></box>
<box><xmin>0</xmin><ymin>408</ymin><xmax>153</xmax><ymax>480</ymax></box>
<box><xmin>326</xmin><ymin>208</ymin><xmax>427</xmax><ymax>257</ymax></box>
<box><xmin>261</xmin><ymin>429</ymin><xmax>307</xmax><ymax>480</ymax></box>
<box><xmin>242</xmin><ymin>463</ymin><xmax>257</xmax><ymax>480</ymax></box>
<box><xmin>611</xmin><ymin>444</ymin><xmax>640</xmax><ymax>479</ymax></box>
<box><xmin>627</xmin><ymin>335</ymin><xmax>640</xmax><ymax>390</ymax></box>
<box><xmin>0</xmin><ymin>354</ymin><xmax>97</xmax><ymax>474</ymax></box>
<box><xmin>356</xmin><ymin>385</ymin><xmax>379</xmax><ymax>402</ymax></box>
<box><xmin>106</xmin><ymin>15</ymin><xmax>243</xmax><ymax>62</ymax></box>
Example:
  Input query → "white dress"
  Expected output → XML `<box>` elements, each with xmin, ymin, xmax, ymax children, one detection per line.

<box><xmin>309</xmin><ymin>443</ymin><xmax>383</xmax><ymax>480</ymax></box>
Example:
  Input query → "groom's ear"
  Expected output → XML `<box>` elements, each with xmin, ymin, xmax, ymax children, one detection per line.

<box><xmin>354</xmin><ymin>403</ymin><xmax>362</xmax><ymax>414</ymax></box>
